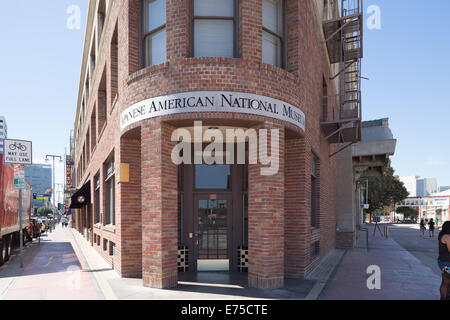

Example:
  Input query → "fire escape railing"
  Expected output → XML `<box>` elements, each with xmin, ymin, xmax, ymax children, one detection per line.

<box><xmin>321</xmin><ymin>0</ymin><xmax>363</xmax><ymax>149</ymax></box>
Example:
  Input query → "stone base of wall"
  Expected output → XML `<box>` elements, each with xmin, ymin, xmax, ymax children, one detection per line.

<box><xmin>336</xmin><ymin>232</ymin><xmax>355</xmax><ymax>249</ymax></box>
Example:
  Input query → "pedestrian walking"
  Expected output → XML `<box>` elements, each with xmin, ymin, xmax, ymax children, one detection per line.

<box><xmin>61</xmin><ymin>216</ymin><xmax>68</xmax><ymax>228</ymax></box>
<box><xmin>420</xmin><ymin>219</ymin><xmax>426</xmax><ymax>237</ymax></box>
<box><xmin>437</xmin><ymin>221</ymin><xmax>450</xmax><ymax>300</ymax></box>
<box><xmin>428</xmin><ymin>219</ymin><xmax>436</xmax><ymax>238</ymax></box>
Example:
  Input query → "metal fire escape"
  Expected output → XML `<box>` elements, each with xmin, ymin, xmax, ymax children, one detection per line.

<box><xmin>321</xmin><ymin>0</ymin><xmax>363</xmax><ymax>154</ymax></box>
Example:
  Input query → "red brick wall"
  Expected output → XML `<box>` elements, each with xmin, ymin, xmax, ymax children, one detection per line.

<box><xmin>73</xmin><ymin>0</ymin><xmax>340</xmax><ymax>288</ymax></box>
<box><xmin>248</xmin><ymin>122</ymin><xmax>285</xmax><ymax>289</ymax></box>
<box><xmin>141</xmin><ymin>121</ymin><xmax>178</xmax><ymax>288</ymax></box>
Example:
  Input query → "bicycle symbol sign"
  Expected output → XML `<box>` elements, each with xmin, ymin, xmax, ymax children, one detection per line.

<box><xmin>4</xmin><ymin>139</ymin><xmax>33</xmax><ymax>165</ymax></box>
<box><xmin>8</xmin><ymin>142</ymin><xmax>27</xmax><ymax>151</ymax></box>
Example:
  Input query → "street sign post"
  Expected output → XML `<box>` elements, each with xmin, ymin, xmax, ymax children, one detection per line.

<box><xmin>5</xmin><ymin>139</ymin><xmax>33</xmax><ymax>269</ymax></box>
<box><xmin>13</xmin><ymin>164</ymin><xmax>26</xmax><ymax>268</ymax></box>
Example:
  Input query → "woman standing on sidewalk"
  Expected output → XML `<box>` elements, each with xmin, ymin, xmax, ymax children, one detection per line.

<box><xmin>438</xmin><ymin>221</ymin><xmax>450</xmax><ymax>300</ymax></box>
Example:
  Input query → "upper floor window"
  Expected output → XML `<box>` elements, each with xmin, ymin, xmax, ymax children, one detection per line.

<box><xmin>143</xmin><ymin>0</ymin><xmax>166</xmax><ymax>66</ymax></box>
<box><xmin>192</xmin><ymin>0</ymin><xmax>237</xmax><ymax>58</ymax></box>
<box><xmin>262</xmin><ymin>0</ymin><xmax>284</xmax><ymax>68</ymax></box>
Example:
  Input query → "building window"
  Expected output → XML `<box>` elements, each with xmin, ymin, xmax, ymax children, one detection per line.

<box><xmin>322</xmin><ymin>77</ymin><xmax>328</xmax><ymax>122</ymax></box>
<box><xmin>109</xmin><ymin>242</ymin><xmax>116</xmax><ymax>256</ymax></box>
<box><xmin>192</xmin><ymin>0</ymin><xmax>237</xmax><ymax>58</ymax></box>
<box><xmin>310</xmin><ymin>241</ymin><xmax>320</xmax><ymax>260</ymax></box>
<box><xmin>104</xmin><ymin>153</ymin><xmax>115</xmax><ymax>226</ymax></box>
<box><xmin>311</xmin><ymin>154</ymin><xmax>319</xmax><ymax>228</ymax></box>
<box><xmin>143</xmin><ymin>0</ymin><xmax>166</xmax><ymax>66</ymax></box>
<box><xmin>262</xmin><ymin>0</ymin><xmax>284</xmax><ymax>68</ymax></box>
<box><xmin>111</xmin><ymin>23</ymin><xmax>118</xmax><ymax>105</ymax></box>
<box><xmin>98</xmin><ymin>0</ymin><xmax>106</xmax><ymax>41</ymax></box>
<box><xmin>94</xmin><ymin>173</ymin><xmax>101</xmax><ymax>224</ymax></box>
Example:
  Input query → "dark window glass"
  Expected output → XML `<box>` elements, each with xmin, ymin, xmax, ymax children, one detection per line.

<box><xmin>311</xmin><ymin>154</ymin><xmax>319</xmax><ymax>228</ymax></box>
<box><xmin>243</xmin><ymin>193</ymin><xmax>248</xmax><ymax>246</ymax></box>
<box><xmin>195</xmin><ymin>165</ymin><xmax>231</xmax><ymax>190</ymax></box>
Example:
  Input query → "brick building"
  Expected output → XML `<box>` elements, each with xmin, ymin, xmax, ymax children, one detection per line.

<box><xmin>70</xmin><ymin>0</ymin><xmax>363</xmax><ymax>289</ymax></box>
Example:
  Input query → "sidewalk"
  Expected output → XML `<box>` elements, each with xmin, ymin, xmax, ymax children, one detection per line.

<box><xmin>0</xmin><ymin>226</ymin><xmax>101</xmax><ymax>300</ymax></box>
<box><xmin>322</xmin><ymin>225</ymin><xmax>442</xmax><ymax>300</ymax></box>
<box><xmin>70</xmin><ymin>228</ymin><xmax>344</xmax><ymax>300</ymax></box>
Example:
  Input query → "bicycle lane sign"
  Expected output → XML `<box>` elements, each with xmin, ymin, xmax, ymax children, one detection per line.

<box><xmin>4</xmin><ymin>139</ymin><xmax>33</xmax><ymax>165</ymax></box>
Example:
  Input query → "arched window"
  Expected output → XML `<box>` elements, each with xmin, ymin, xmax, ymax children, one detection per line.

<box><xmin>192</xmin><ymin>0</ymin><xmax>238</xmax><ymax>58</ymax></box>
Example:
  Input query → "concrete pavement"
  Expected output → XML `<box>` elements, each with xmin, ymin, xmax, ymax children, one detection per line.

<box><xmin>0</xmin><ymin>225</ymin><xmax>101</xmax><ymax>300</ymax></box>
<box><xmin>389</xmin><ymin>224</ymin><xmax>443</xmax><ymax>277</ymax></box>
<box><xmin>322</xmin><ymin>224</ymin><xmax>442</xmax><ymax>300</ymax></box>
<box><xmin>2</xmin><ymin>222</ymin><xmax>443</xmax><ymax>300</ymax></box>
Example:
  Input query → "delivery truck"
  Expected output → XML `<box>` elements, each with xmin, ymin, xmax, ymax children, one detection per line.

<box><xmin>0</xmin><ymin>154</ymin><xmax>32</xmax><ymax>265</ymax></box>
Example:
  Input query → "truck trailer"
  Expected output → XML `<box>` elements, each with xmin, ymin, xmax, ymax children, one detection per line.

<box><xmin>0</xmin><ymin>154</ymin><xmax>32</xmax><ymax>265</ymax></box>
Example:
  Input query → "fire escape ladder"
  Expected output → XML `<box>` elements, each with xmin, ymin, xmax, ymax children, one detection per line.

<box><xmin>320</xmin><ymin>0</ymin><xmax>363</xmax><ymax>149</ymax></box>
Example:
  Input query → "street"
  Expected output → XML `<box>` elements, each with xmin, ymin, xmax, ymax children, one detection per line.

<box><xmin>0</xmin><ymin>225</ymin><xmax>100</xmax><ymax>300</ymax></box>
<box><xmin>322</xmin><ymin>223</ymin><xmax>442</xmax><ymax>300</ymax></box>
<box><xmin>389</xmin><ymin>224</ymin><xmax>443</xmax><ymax>277</ymax></box>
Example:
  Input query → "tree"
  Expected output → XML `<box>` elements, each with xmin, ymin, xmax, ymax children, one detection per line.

<box><xmin>366</xmin><ymin>162</ymin><xmax>409</xmax><ymax>215</ymax></box>
<box><xmin>396</xmin><ymin>207</ymin><xmax>418</xmax><ymax>221</ymax></box>
<box><xmin>37</xmin><ymin>206</ymin><xmax>53</xmax><ymax>217</ymax></box>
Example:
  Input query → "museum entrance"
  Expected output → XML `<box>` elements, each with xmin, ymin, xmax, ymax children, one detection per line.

<box><xmin>178</xmin><ymin>163</ymin><xmax>248</xmax><ymax>273</ymax></box>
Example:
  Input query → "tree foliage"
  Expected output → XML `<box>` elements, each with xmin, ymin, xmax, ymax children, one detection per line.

<box><xmin>37</xmin><ymin>206</ymin><xmax>53</xmax><ymax>216</ymax></box>
<box><xmin>396</xmin><ymin>206</ymin><xmax>418</xmax><ymax>220</ymax></box>
<box><xmin>367</xmin><ymin>163</ymin><xmax>409</xmax><ymax>214</ymax></box>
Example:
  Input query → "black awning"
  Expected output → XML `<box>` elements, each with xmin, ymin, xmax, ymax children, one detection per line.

<box><xmin>69</xmin><ymin>181</ymin><xmax>91</xmax><ymax>209</ymax></box>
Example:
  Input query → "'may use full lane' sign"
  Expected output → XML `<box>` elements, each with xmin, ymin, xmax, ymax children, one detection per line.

<box><xmin>120</xmin><ymin>91</ymin><xmax>306</xmax><ymax>132</ymax></box>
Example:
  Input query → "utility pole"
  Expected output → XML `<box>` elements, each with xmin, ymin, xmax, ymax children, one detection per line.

<box><xmin>45</xmin><ymin>155</ymin><xmax>62</xmax><ymax>208</ymax></box>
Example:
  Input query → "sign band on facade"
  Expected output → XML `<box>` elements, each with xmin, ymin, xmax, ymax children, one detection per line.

<box><xmin>120</xmin><ymin>91</ymin><xmax>306</xmax><ymax>132</ymax></box>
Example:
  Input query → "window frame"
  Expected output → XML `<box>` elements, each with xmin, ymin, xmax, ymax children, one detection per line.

<box><xmin>141</xmin><ymin>0</ymin><xmax>167</xmax><ymax>67</ymax></box>
<box><xmin>190</xmin><ymin>0</ymin><xmax>239</xmax><ymax>58</ymax></box>
<box><xmin>310</xmin><ymin>153</ymin><xmax>320</xmax><ymax>228</ymax></box>
<box><xmin>103</xmin><ymin>154</ymin><xmax>115</xmax><ymax>226</ymax></box>
<box><xmin>262</xmin><ymin>0</ymin><xmax>287</xmax><ymax>69</ymax></box>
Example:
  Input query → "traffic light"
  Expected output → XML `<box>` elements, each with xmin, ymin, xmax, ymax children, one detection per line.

<box><xmin>33</xmin><ymin>193</ymin><xmax>37</xmax><ymax>199</ymax></box>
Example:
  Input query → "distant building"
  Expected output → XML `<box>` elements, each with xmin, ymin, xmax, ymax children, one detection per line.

<box><xmin>400</xmin><ymin>176</ymin><xmax>438</xmax><ymax>197</ymax></box>
<box><xmin>0</xmin><ymin>116</ymin><xmax>7</xmax><ymax>154</ymax></box>
<box><xmin>25</xmin><ymin>164</ymin><xmax>52</xmax><ymax>209</ymax></box>
<box><xmin>337</xmin><ymin>117</ymin><xmax>397</xmax><ymax>249</ymax></box>
<box><xmin>417</xmin><ymin>178</ymin><xmax>438</xmax><ymax>197</ymax></box>
<box><xmin>439</xmin><ymin>186</ymin><xmax>450</xmax><ymax>193</ymax></box>
<box><xmin>400</xmin><ymin>176</ymin><xmax>419</xmax><ymax>197</ymax></box>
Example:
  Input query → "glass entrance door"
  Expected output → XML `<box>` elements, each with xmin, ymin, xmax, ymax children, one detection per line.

<box><xmin>195</xmin><ymin>196</ymin><xmax>231</xmax><ymax>271</ymax></box>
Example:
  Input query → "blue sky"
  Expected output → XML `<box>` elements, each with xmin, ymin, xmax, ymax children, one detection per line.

<box><xmin>362</xmin><ymin>0</ymin><xmax>450</xmax><ymax>186</ymax></box>
<box><xmin>0</xmin><ymin>0</ymin><xmax>449</xmax><ymax>188</ymax></box>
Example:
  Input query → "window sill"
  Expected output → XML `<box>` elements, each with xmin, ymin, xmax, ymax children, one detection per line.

<box><xmin>310</xmin><ymin>227</ymin><xmax>320</xmax><ymax>233</ymax></box>
<box><xmin>103</xmin><ymin>224</ymin><xmax>116</xmax><ymax>233</ymax></box>
<box><xmin>94</xmin><ymin>223</ymin><xmax>102</xmax><ymax>229</ymax></box>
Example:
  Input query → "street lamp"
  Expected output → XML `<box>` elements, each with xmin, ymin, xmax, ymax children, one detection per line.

<box><xmin>45</xmin><ymin>155</ymin><xmax>63</xmax><ymax>207</ymax></box>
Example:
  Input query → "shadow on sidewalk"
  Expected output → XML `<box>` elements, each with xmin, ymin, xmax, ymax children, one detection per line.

<box><xmin>0</xmin><ymin>240</ymin><xmax>83</xmax><ymax>279</ymax></box>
